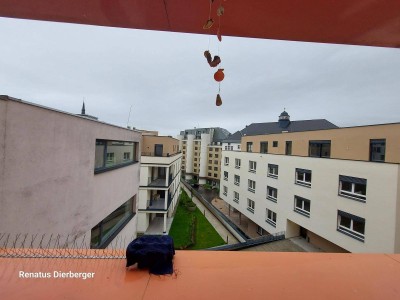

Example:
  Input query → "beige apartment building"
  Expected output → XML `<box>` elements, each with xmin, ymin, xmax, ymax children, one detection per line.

<box><xmin>137</xmin><ymin>132</ymin><xmax>182</xmax><ymax>234</ymax></box>
<box><xmin>177</xmin><ymin>127</ymin><xmax>230</xmax><ymax>187</ymax></box>
<box><xmin>0</xmin><ymin>95</ymin><xmax>141</xmax><ymax>249</ymax></box>
<box><xmin>220</xmin><ymin>111</ymin><xmax>400</xmax><ymax>253</ymax></box>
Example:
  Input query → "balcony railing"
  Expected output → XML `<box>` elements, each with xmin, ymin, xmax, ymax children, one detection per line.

<box><xmin>147</xmin><ymin>174</ymin><xmax>173</xmax><ymax>187</ymax></box>
<box><xmin>145</xmin><ymin>194</ymin><xmax>172</xmax><ymax>211</ymax></box>
<box><xmin>141</xmin><ymin>151</ymin><xmax>181</xmax><ymax>157</ymax></box>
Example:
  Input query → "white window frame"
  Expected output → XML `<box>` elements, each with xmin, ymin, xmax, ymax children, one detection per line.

<box><xmin>247</xmin><ymin>199</ymin><xmax>255</xmax><ymax>213</ymax></box>
<box><xmin>106</xmin><ymin>152</ymin><xmax>115</xmax><ymax>163</ymax></box>
<box><xmin>339</xmin><ymin>178</ymin><xmax>366</xmax><ymax>202</ymax></box>
<box><xmin>268</xmin><ymin>164</ymin><xmax>278</xmax><ymax>179</ymax></box>
<box><xmin>224</xmin><ymin>156</ymin><xmax>229</xmax><ymax>165</ymax></box>
<box><xmin>294</xmin><ymin>196</ymin><xmax>310</xmax><ymax>217</ymax></box>
<box><xmin>223</xmin><ymin>186</ymin><xmax>228</xmax><ymax>196</ymax></box>
<box><xmin>267</xmin><ymin>186</ymin><xmax>277</xmax><ymax>202</ymax></box>
<box><xmin>248</xmin><ymin>179</ymin><xmax>256</xmax><ymax>193</ymax></box>
<box><xmin>234</xmin><ymin>175</ymin><xmax>240</xmax><ymax>186</ymax></box>
<box><xmin>123</xmin><ymin>152</ymin><xmax>130</xmax><ymax>161</ymax></box>
<box><xmin>249</xmin><ymin>161</ymin><xmax>257</xmax><ymax>173</ymax></box>
<box><xmin>235</xmin><ymin>158</ymin><xmax>241</xmax><ymax>169</ymax></box>
<box><xmin>295</xmin><ymin>169</ymin><xmax>312</xmax><ymax>187</ymax></box>
<box><xmin>256</xmin><ymin>226</ymin><xmax>264</xmax><ymax>235</ymax></box>
<box><xmin>233</xmin><ymin>191</ymin><xmax>239</xmax><ymax>204</ymax></box>
<box><xmin>266</xmin><ymin>209</ymin><xmax>277</xmax><ymax>227</ymax></box>
<box><xmin>223</xmin><ymin>171</ymin><xmax>228</xmax><ymax>181</ymax></box>
<box><xmin>337</xmin><ymin>211</ymin><xmax>365</xmax><ymax>242</ymax></box>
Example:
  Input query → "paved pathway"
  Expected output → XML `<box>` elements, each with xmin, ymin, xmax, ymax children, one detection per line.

<box><xmin>181</xmin><ymin>184</ymin><xmax>239</xmax><ymax>245</ymax></box>
<box><xmin>211</xmin><ymin>197</ymin><xmax>260</xmax><ymax>239</ymax></box>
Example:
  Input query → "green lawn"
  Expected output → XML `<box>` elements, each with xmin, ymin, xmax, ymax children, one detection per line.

<box><xmin>169</xmin><ymin>189</ymin><xmax>226</xmax><ymax>250</ymax></box>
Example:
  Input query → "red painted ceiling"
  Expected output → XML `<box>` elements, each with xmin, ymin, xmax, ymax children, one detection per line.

<box><xmin>1</xmin><ymin>0</ymin><xmax>400</xmax><ymax>48</ymax></box>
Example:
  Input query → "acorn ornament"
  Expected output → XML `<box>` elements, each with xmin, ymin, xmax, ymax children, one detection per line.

<box><xmin>216</xmin><ymin>94</ymin><xmax>222</xmax><ymax>106</ymax></box>
<box><xmin>214</xmin><ymin>69</ymin><xmax>225</xmax><ymax>82</ymax></box>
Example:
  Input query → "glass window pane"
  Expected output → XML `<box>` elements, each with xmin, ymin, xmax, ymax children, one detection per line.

<box><xmin>341</xmin><ymin>181</ymin><xmax>352</xmax><ymax>192</ymax></box>
<box><xmin>303</xmin><ymin>200</ymin><xmax>310</xmax><ymax>212</ymax></box>
<box><xmin>340</xmin><ymin>216</ymin><xmax>351</xmax><ymax>228</ymax></box>
<box><xmin>354</xmin><ymin>184</ymin><xmax>366</xmax><ymax>195</ymax></box>
<box><xmin>321</xmin><ymin>143</ymin><xmax>331</xmax><ymax>157</ymax></box>
<box><xmin>309</xmin><ymin>143</ymin><xmax>320</xmax><ymax>157</ymax></box>
<box><xmin>352</xmin><ymin>220</ymin><xmax>365</xmax><ymax>234</ymax></box>
<box><xmin>95</xmin><ymin>140</ymin><xmax>105</xmax><ymax>169</ymax></box>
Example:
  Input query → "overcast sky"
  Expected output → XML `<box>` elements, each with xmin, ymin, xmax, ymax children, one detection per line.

<box><xmin>1</xmin><ymin>17</ymin><xmax>400</xmax><ymax>136</ymax></box>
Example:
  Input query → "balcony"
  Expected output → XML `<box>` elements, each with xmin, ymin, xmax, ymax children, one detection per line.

<box><xmin>147</xmin><ymin>174</ymin><xmax>173</xmax><ymax>187</ymax></box>
<box><xmin>142</xmin><ymin>194</ymin><xmax>173</xmax><ymax>211</ymax></box>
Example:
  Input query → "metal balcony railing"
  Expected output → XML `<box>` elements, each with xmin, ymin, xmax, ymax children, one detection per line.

<box><xmin>141</xmin><ymin>151</ymin><xmax>181</xmax><ymax>157</ymax></box>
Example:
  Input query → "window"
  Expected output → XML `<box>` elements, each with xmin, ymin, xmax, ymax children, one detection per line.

<box><xmin>91</xmin><ymin>196</ymin><xmax>136</xmax><ymax>249</ymax></box>
<box><xmin>295</xmin><ymin>168</ymin><xmax>312</xmax><ymax>187</ymax></box>
<box><xmin>309</xmin><ymin>140</ymin><xmax>331</xmax><ymax>158</ymax></box>
<box><xmin>285</xmin><ymin>141</ymin><xmax>292</xmax><ymax>155</ymax></box>
<box><xmin>215</xmin><ymin>154</ymin><xmax>219</xmax><ymax>158</ymax></box>
<box><xmin>370</xmin><ymin>139</ymin><xmax>385</xmax><ymax>162</ymax></box>
<box><xmin>214</xmin><ymin>160</ymin><xmax>218</xmax><ymax>164</ymax></box>
<box><xmin>223</xmin><ymin>171</ymin><xmax>228</xmax><ymax>180</ymax></box>
<box><xmin>208</xmin><ymin>160</ymin><xmax>212</xmax><ymax>164</ymax></box>
<box><xmin>209</xmin><ymin>154</ymin><xmax>212</xmax><ymax>158</ymax></box>
<box><xmin>247</xmin><ymin>199</ymin><xmax>255</xmax><ymax>213</ymax></box>
<box><xmin>268</xmin><ymin>164</ymin><xmax>279</xmax><ymax>179</ymax></box>
<box><xmin>248</xmin><ymin>179</ymin><xmax>256</xmax><ymax>193</ymax></box>
<box><xmin>194</xmin><ymin>152</ymin><xmax>198</xmax><ymax>156</ymax></box>
<box><xmin>194</xmin><ymin>163</ymin><xmax>197</xmax><ymax>167</ymax></box>
<box><xmin>194</xmin><ymin>158</ymin><xmax>197</xmax><ymax>161</ymax></box>
<box><xmin>95</xmin><ymin>140</ymin><xmax>137</xmax><ymax>173</ymax></box>
<box><xmin>246</xmin><ymin>142</ymin><xmax>253</xmax><ymax>152</ymax></box>
<box><xmin>223</xmin><ymin>186</ymin><xmax>228</xmax><ymax>196</ymax></box>
<box><xmin>249</xmin><ymin>161</ymin><xmax>257</xmax><ymax>173</ymax></box>
<box><xmin>213</xmin><ymin>167</ymin><xmax>217</xmax><ymax>171</ymax></box>
<box><xmin>294</xmin><ymin>196</ymin><xmax>311</xmax><ymax>217</ymax></box>
<box><xmin>257</xmin><ymin>226</ymin><xmax>264</xmax><ymax>236</ymax></box>
<box><xmin>339</xmin><ymin>175</ymin><xmax>367</xmax><ymax>201</ymax></box>
<box><xmin>208</xmin><ymin>172</ymin><xmax>212</xmax><ymax>176</ymax></box>
<box><xmin>234</xmin><ymin>175</ymin><xmax>240</xmax><ymax>186</ymax></box>
<box><xmin>337</xmin><ymin>210</ymin><xmax>365</xmax><ymax>242</ymax></box>
<box><xmin>208</xmin><ymin>166</ymin><xmax>212</xmax><ymax>170</ymax></box>
<box><xmin>224</xmin><ymin>157</ymin><xmax>229</xmax><ymax>165</ymax></box>
<box><xmin>225</xmin><ymin>146</ymin><xmax>228</xmax><ymax>150</ymax></box>
<box><xmin>123</xmin><ymin>152</ymin><xmax>130</xmax><ymax>161</ymax></box>
<box><xmin>266</xmin><ymin>209</ymin><xmax>277</xmax><ymax>227</ymax></box>
<box><xmin>235</xmin><ymin>158</ymin><xmax>241</xmax><ymax>169</ymax></box>
<box><xmin>260</xmin><ymin>142</ymin><xmax>268</xmax><ymax>154</ymax></box>
<box><xmin>273</xmin><ymin>141</ymin><xmax>278</xmax><ymax>147</ymax></box>
<box><xmin>195</xmin><ymin>147</ymin><xmax>198</xmax><ymax>150</ymax></box>
<box><xmin>106</xmin><ymin>152</ymin><xmax>115</xmax><ymax>163</ymax></box>
<box><xmin>233</xmin><ymin>191</ymin><xmax>239</xmax><ymax>203</ymax></box>
<box><xmin>267</xmin><ymin>186</ymin><xmax>277</xmax><ymax>202</ymax></box>
<box><xmin>213</xmin><ymin>173</ymin><xmax>218</xmax><ymax>178</ymax></box>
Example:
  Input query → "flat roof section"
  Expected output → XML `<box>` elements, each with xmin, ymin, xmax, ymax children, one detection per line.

<box><xmin>1</xmin><ymin>250</ymin><xmax>400</xmax><ymax>299</ymax></box>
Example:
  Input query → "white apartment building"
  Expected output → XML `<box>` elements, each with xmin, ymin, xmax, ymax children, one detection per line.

<box><xmin>220</xmin><ymin>111</ymin><xmax>400</xmax><ymax>253</ymax></box>
<box><xmin>177</xmin><ymin>127</ymin><xmax>230</xmax><ymax>187</ymax></box>
<box><xmin>0</xmin><ymin>95</ymin><xmax>141</xmax><ymax>249</ymax></box>
<box><xmin>137</xmin><ymin>133</ymin><xmax>182</xmax><ymax>234</ymax></box>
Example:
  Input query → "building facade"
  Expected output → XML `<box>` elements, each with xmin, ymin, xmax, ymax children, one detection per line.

<box><xmin>220</xmin><ymin>111</ymin><xmax>400</xmax><ymax>253</ymax></box>
<box><xmin>177</xmin><ymin>127</ymin><xmax>230</xmax><ymax>186</ymax></box>
<box><xmin>0</xmin><ymin>95</ymin><xmax>141</xmax><ymax>249</ymax></box>
<box><xmin>137</xmin><ymin>132</ymin><xmax>182</xmax><ymax>234</ymax></box>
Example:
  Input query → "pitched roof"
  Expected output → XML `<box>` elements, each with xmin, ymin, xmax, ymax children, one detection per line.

<box><xmin>223</xmin><ymin>131</ymin><xmax>243</xmax><ymax>143</ymax></box>
<box><xmin>241</xmin><ymin>119</ymin><xmax>338</xmax><ymax>136</ymax></box>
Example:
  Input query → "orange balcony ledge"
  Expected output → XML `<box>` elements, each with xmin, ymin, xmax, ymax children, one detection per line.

<box><xmin>1</xmin><ymin>250</ymin><xmax>400</xmax><ymax>299</ymax></box>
